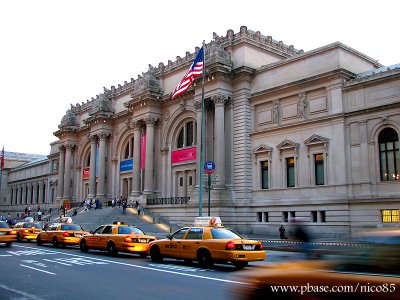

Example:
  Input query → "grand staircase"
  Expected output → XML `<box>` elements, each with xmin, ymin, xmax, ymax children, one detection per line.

<box><xmin>47</xmin><ymin>206</ymin><xmax>174</xmax><ymax>239</ymax></box>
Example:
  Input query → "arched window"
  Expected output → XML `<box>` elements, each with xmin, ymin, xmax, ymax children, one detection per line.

<box><xmin>379</xmin><ymin>128</ymin><xmax>399</xmax><ymax>181</ymax></box>
<box><xmin>176</xmin><ymin>121</ymin><xmax>196</xmax><ymax>149</ymax></box>
<box><xmin>123</xmin><ymin>137</ymin><xmax>134</xmax><ymax>159</ymax></box>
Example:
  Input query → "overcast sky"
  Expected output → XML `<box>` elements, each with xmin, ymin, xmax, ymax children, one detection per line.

<box><xmin>1</xmin><ymin>0</ymin><xmax>399</xmax><ymax>155</ymax></box>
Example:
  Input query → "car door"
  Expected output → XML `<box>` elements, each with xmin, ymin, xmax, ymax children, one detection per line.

<box><xmin>86</xmin><ymin>225</ymin><xmax>105</xmax><ymax>248</ymax></box>
<box><xmin>181</xmin><ymin>228</ymin><xmax>204</xmax><ymax>259</ymax></box>
<box><xmin>43</xmin><ymin>224</ymin><xmax>57</xmax><ymax>242</ymax></box>
<box><xmin>97</xmin><ymin>225</ymin><xmax>113</xmax><ymax>249</ymax></box>
<box><xmin>162</xmin><ymin>228</ymin><xmax>189</xmax><ymax>258</ymax></box>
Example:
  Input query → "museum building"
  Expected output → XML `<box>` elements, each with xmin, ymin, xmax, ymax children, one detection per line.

<box><xmin>1</xmin><ymin>26</ymin><xmax>399</xmax><ymax>238</ymax></box>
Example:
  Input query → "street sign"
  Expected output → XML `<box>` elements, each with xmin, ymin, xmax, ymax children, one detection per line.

<box><xmin>204</xmin><ymin>161</ymin><xmax>215</xmax><ymax>174</ymax></box>
<box><xmin>202</xmin><ymin>174</ymin><xmax>220</xmax><ymax>182</ymax></box>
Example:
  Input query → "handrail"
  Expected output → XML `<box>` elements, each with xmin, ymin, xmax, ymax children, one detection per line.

<box><xmin>139</xmin><ymin>206</ymin><xmax>180</xmax><ymax>233</ymax></box>
<box><xmin>147</xmin><ymin>197</ymin><xmax>190</xmax><ymax>205</ymax></box>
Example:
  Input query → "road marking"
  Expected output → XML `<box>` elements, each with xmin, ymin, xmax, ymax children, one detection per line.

<box><xmin>20</xmin><ymin>264</ymin><xmax>56</xmax><ymax>275</ymax></box>
<box><xmin>149</xmin><ymin>263</ymin><xmax>213</xmax><ymax>272</ymax></box>
<box><xmin>0</xmin><ymin>283</ymin><xmax>45</xmax><ymax>300</ymax></box>
<box><xmin>14</xmin><ymin>245</ymin><xmax>248</xmax><ymax>285</ymax></box>
<box><xmin>43</xmin><ymin>258</ymin><xmax>72</xmax><ymax>266</ymax></box>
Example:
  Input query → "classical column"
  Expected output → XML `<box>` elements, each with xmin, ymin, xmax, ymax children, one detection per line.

<box><xmin>131</xmin><ymin>121</ymin><xmax>142</xmax><ymax>196</ymax></box>
<box><xmin>63</xmin><ymin>144</ymin><xmax>73</xmax><ymax>199</ymax></box>
<box><xmin>212</xmin><ymin>94</ymin><xmax>227</xmax><ymax>187</ymax></box>
<box><xmin>143</xmin><ymin>116</ymin><xmax>157</xmax><ymax>194</ymax></box>
<box><xmin>38</xmin><ymin>182</ymin><xmax>44</xmax><ymax>204</ymax></box>
<box><xmin>183</xmin><ymin>171</ymin><xmax>187</xmax><ymax>197</ymax></box>
<box><xmin>194</xmin><ymin>100</ymin><xmax>202</xmax><ymax>187</ymax></box>
<box><xmin>97</xmin><ymin>132</ymin><xmax>108</xmax><ymax>198</ymax></box>
<box><xmin>32</xmin><ymin>184</ymin><xmax>37</xmax><ymax>204</ymax></box>
<box><xmin>88</xmin><ymin>135</ymin><xmax>98</xmax><ymax>199</ymax></box>
<box><xmin>57</xmin><ymin>146</ymin><xmax>65</xmax><ymax>200</ymax></box>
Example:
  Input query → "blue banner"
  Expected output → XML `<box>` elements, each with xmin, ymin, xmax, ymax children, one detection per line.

<box><xmin>120</xmin><ymin>159</ymin><xmax>133</xmax><ymax>172</ymax></box>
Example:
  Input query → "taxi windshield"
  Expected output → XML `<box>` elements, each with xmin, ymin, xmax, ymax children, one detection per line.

<box><xmin>23</xmin><ymin>223</ymin><xmax>41</xmax><ymax>229</ymax></box>
<box><xmin>118</xmin><ymin>226</ymin><xmax>144</xmax><ymax>235</ymax></box>
<box><xmin>211</xmin><ymin>228</ymin><xmax>241</xmax><ymax>239</ymax></box>
<box><xmin>0</xmin><ymin>222</ymin><xmax>10</xmax><ymax>228</ymax></box>
<box><xmin>61</xmin><ymin>224</ymin><xmax>83</xmax><ymax>231</ymax></box>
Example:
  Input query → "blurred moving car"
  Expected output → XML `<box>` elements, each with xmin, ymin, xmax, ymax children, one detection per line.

<box><xmin>13</xmin><ymin>218</ymin><xmax>42</xmax><ymax>242</ymax></box>
<box><xmin>147</xmin><ymin>217</ymin><xmax>266</xmax><ymax>269</ymax></box>
<box><xmin>0</xmin><ymin>221</ymin><xmax>17</xmax><ymax>247</ymax></box>
<box><xmin>234</xmin><ymin>229</ymin><xmax>400</xmax><ymax>299</ymax></box>
<box><xmin>79</xmin><ymin>221</ymin><xmax>156</xmax><ymax>257</ymax></box>
<box><xmin>37</xmin><ymin>217</ymin><xmax>88</xmax><ymax>247</ymax></box>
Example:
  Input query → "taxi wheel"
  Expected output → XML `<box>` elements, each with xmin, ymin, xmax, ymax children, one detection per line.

<box><xmin>37</xmin><ymin>236</ymin><xmax>43</xmax><ymax>246</ymax></box>
<box><xmin>197</xmin><ymin>249</ymin><xmax>213</xmax><ymax>268</ymax></box>
<box><xmin>232</xmin><ymin>261</ymin><xmax>248</xmax><ymax>269</ymax></box>
<box><xmin>150</xmin><ymin>245</ymin><xmax>163</xmax><ymax>262</ymax></box>
<box><xmin>107</xmin><ymin>242</ymin><xmax>118</xmax><ymax>256</ymax></box>
<box><xmin>5</xmin><ymin>242</ymin><xmax>11</xmax><ymax>247</ymax></box>
<box><xmin>80</xmin><ymin>239</ymin><xmax>89</xmax><ymax>252</ymax></box>
<box><xmin>52</xmin><ymin>237</ymin><xmax>59</xmax><ymax>248</ymax></box>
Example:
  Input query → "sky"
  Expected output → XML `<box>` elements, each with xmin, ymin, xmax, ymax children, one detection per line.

<box><xmin>0</xmin><ymin>0</ymin><xmax>399</xmax><ymax>155</ymax></box>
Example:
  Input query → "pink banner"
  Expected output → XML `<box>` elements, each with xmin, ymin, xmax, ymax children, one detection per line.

<box><xmin>140</xmin><ymin>135</ymin><xmax>146</xmax><ymax>170</ymax></box>
<box><xmin>171</xmin><ymin>147</ymin><xmax>197</xmax><ymax>164</ymax></box>
<box><xmin>83</xmin><ymin>167</ymin><xmax>90</xmax><ymax>179</ymax></box>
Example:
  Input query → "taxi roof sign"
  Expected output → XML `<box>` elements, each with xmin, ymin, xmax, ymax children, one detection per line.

<box><xmin>59</xmin><ymin>217</ymin><xmax>73</xmax><ymax>224</ymax></box>
<box><xmin>194</xmin><ymin>216</ymin><xmax>223</xmax><ymax>227</ymax></box>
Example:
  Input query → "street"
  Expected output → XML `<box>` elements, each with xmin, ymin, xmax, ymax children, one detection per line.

<box><xmin>0</xmin><ymin>243</ymin><xmax>284</xmax><ymax>300</ymax></box>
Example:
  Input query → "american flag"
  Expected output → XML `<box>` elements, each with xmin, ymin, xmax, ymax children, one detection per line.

<box><xmin>172</xmin><ymin>46</ymin><xmax>204</xmax><ymax>99</ymax></box>
<box><xmin>0</xmin><ymin>146</ymin><xmax>4</xmax><ymax>170</ymax></box>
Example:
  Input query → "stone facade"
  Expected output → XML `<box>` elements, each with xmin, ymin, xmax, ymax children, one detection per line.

<box><xmin>1</xmin><ymin>26</ymin><xmax>399</xmax><ymax>238</ymax></box>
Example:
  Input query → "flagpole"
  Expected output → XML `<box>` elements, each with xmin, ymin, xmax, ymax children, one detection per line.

<box><xmin>199</xmin><ymin>40</ymin><xmax>206</xmax><ymax>217</ymax></box>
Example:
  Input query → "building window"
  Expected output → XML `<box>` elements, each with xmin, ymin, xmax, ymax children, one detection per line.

<box><xmin>320</xmin><ymin>211</ymin><xmax>326</xmax><ymax>223</ymax></box>
<box><xmin>381</xmin><ymin>209</ymin><xmax>399</xmax><ymax>223</ymax></box>
<box><xmin>189</xmin><ymin>176</ymin><xmax>193</xmax><ymax>186</ymax></box>
<box><xmin>263</xmin><ymin>212</ymin><xmax>269</xmax><ymax>222</ymax></box>
<box><xmin>289</xmin><ymin>211</ymin><xmax>296</xmax><ymax>220</ymax></box>
<box><xmin>179</xmin><ymin>177</ymin><xmax>183</xmax><ymax>187</ymax></box>
<box><xmin>314</xmin><ymin>154</ymin><xmax>325</xmax><ymax>185</ymax></box>
<box><xmin>257</xmin><ymin>212</ymin><xmax>262</xmax><ymax>222</ymax></box>
<box><xmin>282</xmin><ymin>211</ymin><xmax>288</xmax><ymax>222</ymax></box>
<box><xmin>286</xmin><ymin>157</ymin><xmax>295</xmax><ymax>187</ymax></box>
<box><xmin>311</xmin><ymin>211</ymin><xmax>318</xmax><ymax>223</ymax></box>
<box><xmin>261</xmin><ymin>161</ymin><xmax>269</xmax><ymax>189</ymax></box>
<box><xmin>379</xmin><ymin>128</ymin><xmax>399</xmax><ymax>181</ymax></box>
<box><xmin>176</xmin><ymin>121</ymin><xmax>197</xmax><ymax>149</ymax></box>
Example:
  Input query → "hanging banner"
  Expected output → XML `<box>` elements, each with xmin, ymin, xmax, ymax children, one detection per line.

<box><xmin>171</xmin><ymin>147</ymin><xmax>197</xmax><ymax>164</ymax></box>
<box><xmin>83</xmin><ymin>167</ymin><xmax>90</xmax><ymax>179</ymax></box>
<box><xmin>140</xmin><ymin>134</ymin><xmax>146</xmax><ymax>170</ymax></box>
<box><xmin>120</xmin><ymin>159</ymin><xmax>133</xmax><ymax>172</ymax></box>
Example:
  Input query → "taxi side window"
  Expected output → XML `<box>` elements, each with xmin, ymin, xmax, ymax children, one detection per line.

<box><xmin>185</xmin><ymin>228</ymin><xmax>204</xmax><ymax>240</ymax></box>
<box><xmin>93</xmin><ymin>226</ymin><xmax>105</xmax><ymax>234</ymax></box>
<box><xmin>172</xmin><ymin>228</ymin><xmax>189</xmax><ymax>239</ymax></box>
<box><xmin>102</xmin><ymin>226</ymin><xmax>113</xmax><ymax>234</ymax></box>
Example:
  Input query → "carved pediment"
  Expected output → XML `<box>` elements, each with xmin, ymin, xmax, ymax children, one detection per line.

<box><xmin>276</xmin><ymin>139</ymin><xmax>299</xmax><ymax>150</ymax></box>
<box><xmin>304</xmin><ymin>134</ymin><xmax>330</xmax><ymax>146</ymax></box>
<box><xmin>253</xmin><ymin>144</ymin><xmax>273</xmax><ymax>154</ymax></box>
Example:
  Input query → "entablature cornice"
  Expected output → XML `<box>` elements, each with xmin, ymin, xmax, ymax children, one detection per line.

<box><xmin>250</xmin><ymin>69</ymin><xmax>354</xmax><ymax>102</ymax></box>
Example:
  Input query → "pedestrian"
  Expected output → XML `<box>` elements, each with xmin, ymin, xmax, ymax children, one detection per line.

<box><xmin>122</xmin><ymin>201</ymin><xmax>127</xmax><ymax>215</ymax></box>
<box><xmin>279</xmin><ymin>225</ymin><xmax>286</xmax><ymax>239</ymax></box>
<box><xmin>48</xmin><ymin>208</ymin><xmax>52</xmax><ymax>214</ymax></box>
<box><xmin>37</xmin><ymin>210</ymin><xmax>42</xmax><ymax>221</ymax></box>
<box><xmin>64</xmin><ymin>207</ymin><xmax>67</xmax><ymax>217</ymax></box>
<box><xmin>37</xmin><ymin>205</ymin><xmax>41</xmax><ymax>212</ymax></box>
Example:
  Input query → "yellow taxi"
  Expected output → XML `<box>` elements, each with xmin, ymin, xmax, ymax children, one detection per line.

<box><xmin>37</xmin><ymin>217</ymin><xmax>89</xmax><ymax>247</ymax></box>
<box><xmin>79</xmin><ymin>221</ymin><xmax>156</xmax><ymax>257</ymax></box>
<box><xmin>13</xmin><ymin>218</ymin><xmax>42</xmax><ymax>242</ymax></box>
<box><xmin>147</xmin><ymin>217</ymin><xmax>266</xmax><ymax>269</ymax></box>
<box><xmin>233</xmin><ymin>229</ymin><xmax>400</xmax><ymax>299</ymax></box>
<box><xmin>0</xmin><ymin>221</ymin><xmax>17</xmax><ymax>247</ymax></box>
